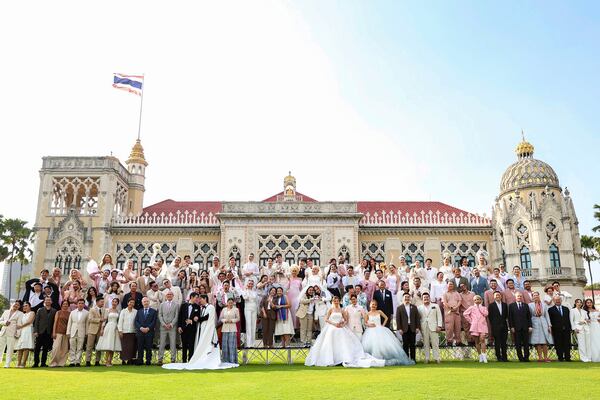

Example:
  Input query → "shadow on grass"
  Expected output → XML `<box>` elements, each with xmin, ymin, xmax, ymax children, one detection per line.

<box><xmin>22</xmin><ymin>361</ymin><xmax>596</xmax><ymax>375</ymax></box>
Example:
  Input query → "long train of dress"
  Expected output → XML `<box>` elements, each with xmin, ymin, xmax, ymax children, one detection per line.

<box><xmin>305</xmin><ymin>311</ymin><xmax>384</xmax><ymax>368</ymax></box>
<box><xmin>162</xmin><ymin>304</ymin><xmax>238</xmax><ymax>370</ymax></box>
<box><xmin>362</xmin><ymin>314</ymin><xmax>414</xmax><ymax>366</ymax></box>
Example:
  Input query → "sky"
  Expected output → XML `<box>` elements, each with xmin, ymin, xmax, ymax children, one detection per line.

<box><xmin>0</xmin><ymin>1</ymin><xmax>598</xmax><ymax>278</ymax></box>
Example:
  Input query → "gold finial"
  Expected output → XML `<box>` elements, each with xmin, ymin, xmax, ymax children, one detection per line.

<box><xmin>515</xmin><ymin>130</ymin><xmax>534</xmax><ymax>159</ymax></box>
<box><xmin>126</xmin><ymin>139</ymin><xmax>148</xmax><ymax>166</ymax></box>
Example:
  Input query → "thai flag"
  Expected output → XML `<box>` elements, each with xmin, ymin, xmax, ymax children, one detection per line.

<box><xmin>113</xmin><ymin>73</ymin><xmax>143</xmax><ymax>96</ymax></box>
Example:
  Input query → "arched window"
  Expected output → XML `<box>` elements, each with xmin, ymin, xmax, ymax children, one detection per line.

<box><xmin>520</xmin><ymin>246</ymin><xmax>532</xmax><ymax>272</ymax></box>
<box><xmin>229</xmin><ymin>246</ymin><xmax>241</xmax><ymax>267</ymax></box>
<box><xmin>549</xmin><ymin>244</ymin><xmax>561</xmax><ymax>274</ymax></box>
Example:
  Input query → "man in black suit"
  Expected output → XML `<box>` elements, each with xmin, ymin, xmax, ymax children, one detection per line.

<box><xmin>178</xmin><ymin>292</ymin><xmax>200</xmax><ymax>362</ymax></box>
<box><xmin>32</xmin><ymin>296</ymin><xmax>56</xmax><ymax>367</ymax></box>
<box><xmin>548</xmin><ymin>296</ymin><xmax>572</xmax><ymax>361</ymax></box>
<box><xmin>373</xmin><ymin>280</ymin><xmax>394</xmax><ymax>328</ymax></box>
<box><xmin>134</xmin><ymin>297</ymin><xmax>158</xmax><ymax>365</ymax></box>
<box><xmin>23</xmin><ymin>269</ymin><xmax>50</xmax><ymax>300</ymax></box>
<box><xmin>396</xmin><ymin>293</ymin><xmax>420</xmax><ymax>361</ymax></box>
<box><xmin>508</xmin><ymin>292</ymin><xmax>532</xmax><ymax>361</ymax></box>
<box><xmin>122</xmin><ymin>282</ymin><xmax>144</xmax><ymax>310</ymax></box>
<box><xmin>487</xmin><ymin>291</ymin><xmax>509</xmax><ymax>361</ymax></box>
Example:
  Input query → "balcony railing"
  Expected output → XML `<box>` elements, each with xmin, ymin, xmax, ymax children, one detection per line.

<box><xmin>113</xmin><ymin>211</ymin><xmax>219</xmax><ymax>227</ymax></box>
<box><xmin>360</xmin><ymin>210</ymin><xmax>491</xmax><ymax>227</ymax></box>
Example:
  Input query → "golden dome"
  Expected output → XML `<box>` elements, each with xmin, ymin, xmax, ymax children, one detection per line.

<box><xmin>284</xmin><ymin>171</ymin><xmax>296</xmax><ymax>187</ymax></box>
<box><xmin>126</xmin><ymin>139</ymin><xmax>148</xmax><ymax>166</ymax></box>
<box><xmin>515</xmin><ymin>129</ymin><xmax>535</xmax><ymax>159</ymax></box>
<box><xmin>500</xmin><ymin>133</ymin><xmax>559</xmax><ymax>195</ymax></box>
<box><xmin>515</xmin><ymin>141</ymin><xmax>535</xmax><ymax>158</ymax></box>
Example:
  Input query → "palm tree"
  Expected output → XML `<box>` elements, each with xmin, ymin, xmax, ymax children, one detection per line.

<box><xmin>581</xmin><ymin>235</ymin><xmax>598</xmax><ymax>305</ymax></box>
<box><xmin>1</xmin><ymin>219</ymin><xmax>33</xmax><ymax>301</ymax></box>
<box><xmin>0</xmin><ymin>215</ymin><xmax>7</xmax><ymax>261</ymax></box>
<box><xmin>14</xmin><ymin>274</ymin><xmax>31</xmax><ymax>299</ymax></box>
<box><xmin>593</xmin><ymin>204</ymin><xmax>600</xmax><ymax>232</ymax></box>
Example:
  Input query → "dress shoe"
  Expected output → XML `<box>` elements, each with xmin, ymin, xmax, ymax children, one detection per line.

<box><xmin>86</xmin><ymin>362</ymin><xmax>91</xmax><ymax>367</ymax></box>
<box><xmin>32</xmin><ymin>365</ymin><xmax>39</xmax><ymax>368</ymax></box>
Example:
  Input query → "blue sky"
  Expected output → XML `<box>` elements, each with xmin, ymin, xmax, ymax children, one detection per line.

<box><xmin>293</xmin><ymin>0</ymin><xmax>600</xmax><ymax>230</ymax></box>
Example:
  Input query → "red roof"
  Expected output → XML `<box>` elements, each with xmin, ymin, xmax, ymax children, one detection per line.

<box><xmin>261</xmin><ymin>191</ymin><xmax>318</xmax><ymax>203</ymax></box>
<box><xmin>357</xmin><ymin>201</ymin><xmax>473</xmax><ymax>216</ymax></box>
<box><xmin>142</xmin><ymin>198</ymin><xmax>479</xmax><ymax>218</ymax></box>
<box><xmin>143</xmin><ymin>199</ymin><xmax>222</xmax><ymax>215</ymax></box>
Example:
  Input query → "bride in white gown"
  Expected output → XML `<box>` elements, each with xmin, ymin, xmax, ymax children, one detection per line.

<box><xmin>305</xmin><ymin>296</ymin><xmax>384</xmax><ymax>368</ymax></box>
<box><xmin>585</xmin><ymin>299</ymin><xmax>600</xmax><ymax>362</ymax></box>
<box><xmin>362</xmin><ymin>300</ymin><xmax>414</xmax><ymax>366</ymax></box>
<box><xmin>162</xmin><ymin>295</ymin><xmax>238</xmax><ymax>370</ymax></box>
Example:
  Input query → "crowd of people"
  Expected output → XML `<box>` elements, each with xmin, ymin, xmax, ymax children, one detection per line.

<box><xmin>1</xmin><ymin>248</ymin><xmax>599</xmax><ymax>368</ymax></box>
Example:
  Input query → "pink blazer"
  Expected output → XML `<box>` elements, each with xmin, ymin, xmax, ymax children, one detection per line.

<box><xmin>463</xmin><ymin>304</ymin><xmax>489</xmax><ymax>334</ymax></box>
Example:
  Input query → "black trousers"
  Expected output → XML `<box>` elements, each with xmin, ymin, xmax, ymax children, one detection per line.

<box><xmin>33</xmin><ymin>332</ymin><xmax>53</xmax><ymax>366</ymax></box>
<box><xmin>552</xmin><ymin>328</ymin><xmax>572</xmax><ymax>361</ymax></box>
<box><xmin>181</xmin><ymin>333</ymin><xmax>196</xmax><ymax>362</ymax></box>
<box><xmin>136</xmin><ymin>332</ymin><xmax>154</xmax><ymax>364</ymax></box>
<box><xmin>402</xmin><ymin>330</ymin><xmax>417</xmax><ymax>361</ymax></box>
<box><xmin>492</xmin><ymin>328</ymin><xmax>508</xmax><ymax>361</ymax></box>
<box><xmin>513</xmin><ymin>328</ymin><xmax>530</xmax><ymax>361</ymax></box>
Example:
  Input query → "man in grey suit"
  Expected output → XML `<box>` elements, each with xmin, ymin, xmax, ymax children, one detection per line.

<box><xmin>158</xmin><ymin>290</ymin><xmax>179</xmax><ymax>365</ymax></box>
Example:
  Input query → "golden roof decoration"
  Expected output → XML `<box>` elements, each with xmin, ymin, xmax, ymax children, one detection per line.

<box><xmin>126</xmin><ymin>139</ymin><xmax>148</xmax><ymax>166</ymax></box>
<box><xmin>515</xmin><ymin>129</ymin><xmax>535</xmax><ymax>159</ymax></box>
<box><xmin>284</xmin><ymin>171</ymin><xmax>296</xmax><ymax>186</ymax></box>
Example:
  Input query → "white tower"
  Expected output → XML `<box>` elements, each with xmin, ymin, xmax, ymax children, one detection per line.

<box><xmin>491</xmin><ymin>133</ymin><xmax>585</xmax><ymax>297</ymax></box>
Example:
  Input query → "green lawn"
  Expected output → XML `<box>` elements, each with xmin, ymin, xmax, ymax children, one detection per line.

<box><xmin>1</xmin><ymin>362</ymin><xmax>599</xmax><ymax>399</ymax></box>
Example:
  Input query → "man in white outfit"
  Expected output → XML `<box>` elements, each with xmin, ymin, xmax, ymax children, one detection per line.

<box><xmin>417</xmin><ymin>293</ymin><xmax>443</xmax><ymax>364</ymax></box>
<box><xmin>345</xmin><ymin>295</ymin><xmax>365</xmax><ymax>339</ymax></box>
<box><xmin>241</xmin><ymin>253</ymin><xmax>260</xmax><ymax>285</ymax></box>
<box><xmin>0</xmin><ymin>302</ymin><xmax>23</xmax><ymax>368</ymax></box>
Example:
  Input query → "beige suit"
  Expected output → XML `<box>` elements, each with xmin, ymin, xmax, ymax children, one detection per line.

<box><xmin>418</xmin><ymin>303</ymin><xmax>443</xmax><ymax>362</ymax></box>
<box><xmin>66</xmin><ymin>309</ymin><xmax>89</xmax><ymax>365</ymax></box>
<box><xmin>85</xmin><ymin>306</ymin><xmax>104</xmax><ymax>363</ymax></box>
<box><xmin>0</xmin><ymin>309</ymin><xmax>23</xmax><ymax>367</ymax></box>
<box><xmin>296</xmin><ymin>295</ymin><xmax>315</xmax><ymax>343</ymax></box>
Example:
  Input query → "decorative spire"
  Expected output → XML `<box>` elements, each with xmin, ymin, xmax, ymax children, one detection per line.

<box><xmin>283</xmin><ymin>171</ymin><xmax>296</xmax><ymax>200</ymax></box>
<box><xmin>126</xmin><ymin>139</ymin><xmax>148</xmax><ymax>166</ymax></box>
<box><xmin>515</xmin><ymin>129</ymin><xmax>535</xmax><ymax>159</ymax></box>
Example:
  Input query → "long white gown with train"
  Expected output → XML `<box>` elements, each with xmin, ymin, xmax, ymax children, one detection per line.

<box><xmin>162</xmin><ymin>304</ymin><xmax>239</xmax><ymax>370</ymax></box>
<box><xmin>305</xmin><ymin>311</ymin><xmax>384</xmax><ymax>368</ymax></box>
<box><xmin>362</xmin><ymin>314</ymin><xmax>414</xmax><ymax>366</ymax></box>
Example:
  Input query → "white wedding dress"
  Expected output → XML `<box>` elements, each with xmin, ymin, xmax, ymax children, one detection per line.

<box><xmin>589</xmin><ymin>310</ymin><xmax>600</xmax><ymax>362</ymax></box>
<box><xmin>305</xmin><ymin>310</ymin><xmax>384</xmax><ymax>368</ymax></box>
<box><xmin>362</xmin><ymin>314</ymin><xmax>414</xmax><ymax>366</ymax></box>
<box><xmin>162</xmin><ymin>304</ymin><xmax>239</xmax><ymax>370</ymax></box>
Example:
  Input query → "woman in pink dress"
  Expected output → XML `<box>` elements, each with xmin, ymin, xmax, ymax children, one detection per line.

<box><xmin>462</xmin><ymin>295</ymin><xmax>489</xmax><ymax>363</ymax></box>
<box><xmin>287</xmin><ymin>266</ymin><xmax>302</xmax><ymax>329</ymax></box>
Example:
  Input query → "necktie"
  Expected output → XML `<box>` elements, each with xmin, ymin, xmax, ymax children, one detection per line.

<box><xmin>144</xmin><ymin>309</ymin><xmax>148</xmax><ymax>318</ymax></box>
<box><xmin>559</xmin><ymin>306</ymin><xmax>562</xmax><ymax>317</ymax></box>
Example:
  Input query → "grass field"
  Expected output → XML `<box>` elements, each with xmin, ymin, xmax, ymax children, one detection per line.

<box><xmin>1</xmin><ymin>362</ymin><xmax>599</xmax><ymax>399</ymax></box>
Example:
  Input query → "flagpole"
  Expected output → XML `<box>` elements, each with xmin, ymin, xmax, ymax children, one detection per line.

<box><xmin>137</xmin><ymin>74</ymin><xmax>145</xmax><ymax>140</ymax></box>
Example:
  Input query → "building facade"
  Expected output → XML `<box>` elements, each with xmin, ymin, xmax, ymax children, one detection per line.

<box><xmin>30</xmin><ymin>136</ymin><xmax>587</xmax><ymax>297</ymax></box>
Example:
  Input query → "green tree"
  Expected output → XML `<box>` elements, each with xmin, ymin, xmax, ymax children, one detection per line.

<box><xmin>14</xmin><ymin>274</ymin><xmax>31</xmax><ymax>300</ymax></box>
<box><xmin>1</xmin><ymin>218</ymin><xmax>33</xmax><ymax>300</ymax></box>
<box><xmin>0</xmin><ymin>215</ymin><xmax>8</xmax><ymax>261</ymax></box>
<box><xmin>581</xmin><ymin>235</ymin><xmax>598</xmax><ymax>304</ymax></box>
<box><xmin>0</xmin><ymin>293</ymin><xmax>9</xmax><ymax>313</ymax></box>
<box><xmin>593</xmin><ymin>204</ymin><xmax>600</xmax><ymax>232</ymax></box>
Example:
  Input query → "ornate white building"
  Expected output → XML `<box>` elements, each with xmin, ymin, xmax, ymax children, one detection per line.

<box><xmin>30</xmin><ymin>135</ymin><xmax>586</xmax><ymax>297</ymax></box>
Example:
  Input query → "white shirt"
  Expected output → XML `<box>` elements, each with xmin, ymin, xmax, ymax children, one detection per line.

<box><xmin>429</xmin><ymin>280</ymin><xmax>447</xmax><ymax>303</ymax></box>
<box><xmin>495</xmin><ymin>301</ymin><xmax>502</xmax><ymax>315</ymax></box>
<box><xmin>404</xmin><ymin>303</ymin><xmax>411</xmax><ymax>323</ymax></box>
